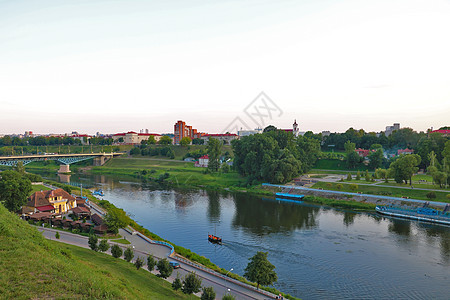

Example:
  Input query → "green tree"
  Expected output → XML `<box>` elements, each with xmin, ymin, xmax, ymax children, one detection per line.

<box><xmin>207</xmin><ymin>138</ymin><xmax>222</xmax><ymax>172</ymax></box>
<box><xmin>134</xmin><ymin>257</ymin><xmax>144</xmax><ymax>270</ymax></box>
<box><xmin>243</xmin><ymin>251</ymin><xmax>277</xmax><ymax>289</ymax></box>
<box><xmin>0</xmin><ymin>170</ymin><xmax>32</xmax><ymax>212</ymax></box>
<box><xmin>192</xmin><ymin>138</ymin><xmax>204</xmax><ymax>145</ymax></box>
<box><xmin>368</xmin><ymin>148</ymin><xmax>384</xmax><ymax>170</ymax></box>
<box><xmin>222</xmin><ymin>295</ymin><xmax>235</xmax><ymax>300</ymax></box>
<box><xmin>375</xmin><ymin>168</ymin><xmax>388</xmax><ymax>182</ymax></box>
<box><xmin>98</xmin><ymin>239</ymin><xmax>110</xmax><ymax>252</ymax></box>
<box><xmin>159</xmin><ymin>136</ymin><xmax>172</xmax><ymax>145</ymax></box>
<box><xmin>182</xmin><ymin>272</ymin><xmax>202</xmax><ymax>295</ymax></box>
<box><xmin>172</xmin><ymin>277</ymin><xmax>182</xmax><ymax>291</ymax></box>
<box><xmin>104</xmin><ymin>208</ymin><xmax>128</xmax><ymax>234</ymax></box>
<box><xmin>346</xmin><ymin>173</ymin><xmax>352</xmax><ymax>181</ymax></box>
<box><xmin>148</xmin><ymin>136</ymin><xmax>156</xmax><ymax>145</ymax></box>
<box><xmin>344</xmin><ymin>140</ymin><xmax>356</xmax><ymax>153</ymax></box>
<box><xmin>346</xmin><ymin>151</ymin><xmax>360</xmax><ymax>169</ymax></box>
<box><xmin>201</xmin><ymin>287</ymin><xmax>216</xmax><ymax>300</ymax></box>
<box><xmin>365</xmin><ymin>170</ymin><xmax>370</xmax><ymax>181</ymax></box>
<box><xmin>157</xmin><ymin>258</ymin><xmax>173</xmax><ymax>279</ymax></box>
<box><xmin>12</xmin><ymin>161</ymin><xmax>26</xmax><ymax>174</ymax></box>
<box><xmin>356</xmin><ymin>171</ymin><xmax>361</xmax><ymax>180</ymax></box>
<box><xmin>55</xmin><ymin>231</ymin><xmax>60</xmax><ymax>239</ymax></box>
<box><xmin>111</xmin><ymin>244</ymin><xmax>123</xmax><ymax>258</ymax></box>
<box><xmin>124</xmin><ymin>247</ymin><xmax>134</xmax><ymax>262</ymax></box>
<box><xmin>147</xmin><ymin>255</ymin><xmax>156</xmax><ymax>271</ymax></box>
<box><xmin>263</xmin><ymin>125</ymin><xmax>277</xmax><ymax>132</ymax></box>
<box><xmin>180</xmin><ymin>137</ymin><xmax>192</xmax><ymax>147</ymax></box>
<box><xmin>88</xmin><ymin>235</ymin><xmax>98</xmax><ymax>251</ymax></box>
<box><xmin>388</xmin><ymin>154</ymin><xmax>421</xmax><ymax>185</ymax></box>
<box><xmin>426</xmin><ymin>191</ymin><xmax>436</xmax><ymax>200</ymax></box>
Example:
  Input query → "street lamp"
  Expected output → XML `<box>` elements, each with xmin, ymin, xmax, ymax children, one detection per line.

<box><xmin>225</xmin><ymin>267</ymin><xmax>233</xmax><ymax>295</ymax></box>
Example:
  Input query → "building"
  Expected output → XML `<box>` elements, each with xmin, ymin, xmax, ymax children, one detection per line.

<box><xmin>24</xmin><ymin>189</ymin><xmax>77</xmax><ymax>214</ymax></box>
<box><xmin>112</xmin><ymin>131</ymin><xmax>162</xmax><ymax>144</ymax></box>
<box><xmin>237</xmin><ymin>128</ymin><xmax>263</xmax><ymax>137</ymax></box>
<box><xmin>195</xmin><ymin>155</ymin><xmax>209</xmax><ymax>168</ymax></box>
<box><xmin>385</xmin><ymin>123</ymin><xmax>400</xmax><ymax>136</ymax></box>
<box><xmin>71</xmin><ymin>134</ymin><xmax>91</xmax><ymax>145</ymax></box>
<box><xmin>173</xmin><ymin>120</ymin><xmax>205</xmax><ymax>144</ymax></box>
<box><xmin>431</xmin><ymin>129</ymin><xmax>450</xmax><ymax>137</ymax></box>
<box><xmin>200</xmin><ymin>133</ymin><xmax>238</xmax><ymax>144</ymax></box>
<box><xmin>398</xmin><ymin>148</ymin><xmax>414</xmax><ymax>155</ymax></box>
<box><xmin>355</xmin><ymin>148</ymin><xmax>371</xmax><ymax>157</ymax></box>
<box><xmin>282</xmin><ymin>120</ymin><xmax>301</xmax><ymax>137</ymax></box>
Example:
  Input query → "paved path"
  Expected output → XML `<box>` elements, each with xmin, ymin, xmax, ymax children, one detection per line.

<box><xmin>38</xmin><ymin>227</ymin><xmax>276</xmax><ymax>300</ymax></box>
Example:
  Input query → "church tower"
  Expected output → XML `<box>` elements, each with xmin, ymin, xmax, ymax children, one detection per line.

<box><xmin>293</xmin><ymin>119</ymin><xmax>299</xmax><ymax>137</ymax></box>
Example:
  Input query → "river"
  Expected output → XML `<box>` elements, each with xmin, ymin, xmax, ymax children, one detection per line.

<box><xmin>42</xmin><ymin>172</ymin><xmax>450</xmax><ymax>299</ymax></box>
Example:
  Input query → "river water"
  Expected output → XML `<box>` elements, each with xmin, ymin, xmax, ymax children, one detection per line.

<box><xmin>45</xmin><ymin>172</ymin><xmax>450</xmax><ymax>299</ymax></box>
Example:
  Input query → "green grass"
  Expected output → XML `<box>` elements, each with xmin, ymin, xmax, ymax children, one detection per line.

<box><xmin>110</xmin><ymin>238</ymin><xmax>131</xmax><ymax>244</ymax></box>
<box><xmin>313</xmin><ymin>181</ymin><xmax>450</xmax><ymax>203</ymax></box>
<box><xmin>0</xmin><ymin>203</ymin><xmax>189</xmax><ymax>299</ymax></box>
<box><xmin>304</xmin><ymin>195</ymin><xmax>376</xmax><ymax>210</ymax></box>
<box><xmin>313</xmin><ymin>159</ymin><xmax>370</xmax><ymax>171</ymax></box>
<box><xmin>31</xmin><ymin>184</ymin><xmax>51</xmax><ymax>193</ymax></box>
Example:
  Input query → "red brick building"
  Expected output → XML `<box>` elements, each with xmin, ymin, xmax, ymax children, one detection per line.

<box><xmin>173</xmin><ymin>120</ymin><xmax>205</xmax><ymax>144</ymax></box>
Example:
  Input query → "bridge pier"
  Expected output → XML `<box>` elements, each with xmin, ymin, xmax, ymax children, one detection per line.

<box><xmin>58</xmin><ymin>164</ymin><xmax>71</xmax><ymax>174</ymax></box>
<box><xmin>93</xmin><ymin>155</ymin><xmax>110</xmax><ymax>166</ymax></box>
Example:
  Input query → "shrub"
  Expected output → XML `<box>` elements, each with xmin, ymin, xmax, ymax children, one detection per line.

<box><xmin>134</xmin><ymin>257</ymin><xmax>144</xmax><ymax>270</ymax></box>
<box><xmin>222</xmin><ymin>295</ymin><xmax>235</xmax><ymax>300</ymax></box>
<box><xmin>182</xmin><ymin>272</ymin><xmax>202</xmax><ymax>295</ymax></box>
<box><xmin>336</xmin><ymin>184</ymin><xmax>343</xmax><ymax>190</ymax></box>
<box><xmin>55</xmin><ymin>232</ymin><xmax>60</xmax><ymax>239</ymax></box>
<box><xmin>98</xmin><ymin>239</ymin><xmax>110</xmax><ymax>252</ymax></box>
<box><xmin>124</xmin><ymin>247</ymin><xmax>134</xmax><ymax>262</ymax></box>
<box><xmin>172</xmin><ymin>277</ymin><xmax>182</xmax><ymax>291</ymax></box>
<box><xmin>426</xmin><ymin>192</ymin><xmax>436</xmax><ymax>200</ymax></box>
<box><xmin>111</xmin><ymin>244</ymin><xmax>123</xmax><ymax>258</ymax></box>
<box><xmin>88</xmin><ymin>235</ymin><xmax>98</xmax><ymax>251</ymax></box>
<box><xmin>201</xmin><ymin>286</ymin><xmax>216</xmax><ymax>300</ymax></box>
<box><xmin>349</xmin><ymin>184</ymin><xmax>358</xmax><ymax>191</ymax></box>
<box><xmin>446</xmin><ymin>194</ymin><xmax>450</xmax><ymax>200</ymax></box>
<box><xmin>356</xmin><ymin>171</ymin><xmax>361</xmax><ymax>180</ymax></box>
<box><xmin>147</xmin><ymin>255</ymin><xmax>156</xmax><ymax>271</ymax></box>
<box><xmin>346</xmin><ymin>173</ymin><xmax>352</xmax><ymax>181</ymax></box>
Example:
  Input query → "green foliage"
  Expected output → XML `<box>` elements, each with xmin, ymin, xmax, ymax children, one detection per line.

<box><xmin>346</xmin><ymin>173</ymin><xmax>352</xmax><ymax>181</ymax></box>
<box><xmin>180</xmin><ymin>137</ymin><xmax>192</xmax><ymax>147</ymax></box>
<box><xmin>104</xmin><ymin>207</ymin><xmax>129</xmax><ymax>234</ymax></box>
<box><xmin>446</xmin><ymin>194</ymin><xmax>450</xmax><ymax>200</ymax></box>
<box><xmin>157</xmin><ymin>258</ymin><xmax>173</xmax><ymax>279</ymax></box>
<box><xmin>368</xmin><ymin>148</ymin><xmax>385</xmax><ymax>170</ymax></box>
<box><xmin>111</xmin><ymin>244</ymin><xmax>123</xmax><ymax>258</ymax></box>
<box><xmin>159</xmin><ymin>136</ymin><xmax>172</xmax><ymax>145</ymax></box>
<box><xmin>55</xmin><ymin>231</ymin><xmax>60</xmax><ymax>239</ymax></box>
<box><xmin>207</xmin><ymin>138</ymin><xmax>222</xmax><ymax>172</ymax></box>
<box><xmin>124</xmin><ymin>247</ymin><xmax>134</xmax><ymax>262</ymax></box>
<box><xmin>0</xmin><ymin>170</ymin><xmax>32</xmax><ymax>212</ymax></box>
<box><xmin>356</xmin><ymin>171</ymin><xmax>361</xmax><ymax>180</ymax></box>
<box><xmin>148</xmin><ymin>135</ymin><xmax>156</xmax><ymax>145</ymax></box>
<box><xmin>336</xmin><ymin>184</ymin><xmax>343</xmax><ymax>190</ymax></box>
<box><xmin>365</xmin><ymin>170</ymin><xmax>370</xmax><ymax>182</ymax></box>
<box><xmin>147</xmin><ymin>255</ymin><xmax>156</xmax><ymax>271</ymax></box>
<box><xmin>192</xmin><ymin>138</ymin><xmax>204</xmax><ymax>145</ymax></box>
<box><xmin>172</xmin><ymin>277</ymin><xmax>182</xmax><ymax>291</ymax></box>
<box><xmin>134</xmin><ymin>257</ymin><xmax>144</xmax><ymax>270</ymax></box>
<box><xmin>182</xmin><ymin>272</ymin><xmax>202</xmax><ymax>295</ymax></box>
<box><xmin>346</xmin><ymin>151</ymin><xmax>361</xmax><ymax>169</ymax></box>
<box><xmin>88</xmin><ymin>234</ymin><xmax>98</xmax><ymax>251</ymax></box>
<box><xmin>388</xmin><ymin>154</ymin><xmax>421</xmax><ymax>184</ymax></box>
<box><xmin>349</xmin><ymin>184</ymin><xmax>358</xmax><ymax>191</ymax></box>
<box><xmin>344</xmin><ymin>140</ymin><xmax>356</xmax><ymax>153</ymax></box>
<box><xmin>244</xmin><ymin>251</ymin><xmax>277</xmax><ymax>289</ymax></box>
<box><xmin>201</xmin><ymin>286</ymin><xmax>216</xmax><ymax>300</ymax></box>
<box><xmin>98</xmin><ymin>239</ymin><xmax>110</xmax><ymax>252</ymax></box>
<box><xmin>222</xmin><ymin>294</ymin><xmax>236</xmax><ymax>300</ymax></box>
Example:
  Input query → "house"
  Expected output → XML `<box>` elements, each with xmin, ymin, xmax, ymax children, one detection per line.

<box><xmin>25</xmin><ymin>189</ymin><xmax>77</xmax><ymax>215</ymax></box>
<box><xmin>200</xmin><ymin>134</ymin><xmax>238</xmax><ymax>145</ymax></box>
<box><xmin>71</xmin><ymin>206</ymin><xmax>91</xmax><ymax>219</ymax></box>
<box><xmin>112</xmin><ymin>131</ymin><xmax>162</xmax><ymax>144</ymax></box>
<box><xmin>91</xmin><ymin>213</ymin><xmax>104</xmax><ymax>226</ymax></box>
<box><xmin>431</xmin><ymin>129</ymin><xmax>450</xmax><ymax>137</ymax></box>
<box><xmin>398</xmin><ymin>148</ymin><xmax>414</xmax><ymax>155</ymax></box>
<box><xmin>355</xmin><ymin>148</ymin><xmax>371</xmax><ymax>157</ymax></box>
<box><xmin>195</xmin><ymin>155</ymin><xmax>209</xmax><ymax>168</ymax></box>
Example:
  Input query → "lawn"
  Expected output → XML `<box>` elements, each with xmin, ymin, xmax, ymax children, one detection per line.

<box><xmin>313</xmin><ymin>181</ymin><xmax>450</xmax><ymax>203</ymax></box>
<box><xmin>0</xmin><ymin>203</ymin><xmax>189</xmax><ymax>299</ymax></box>
<box><xmin>31</xmin><ymin>184</ymin><xmax>51</xmax><ymax>193</ymax></box>
<box><xmin>313</xmin><ymin>159</ymin><xmax>370</xmax><ymax>171</ymax></box>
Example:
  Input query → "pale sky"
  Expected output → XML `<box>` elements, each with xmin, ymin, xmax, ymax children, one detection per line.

<box><xmin>1</xmin><ymin>0</ymin><xmax>449</xmax><ymax>135</ymax></box>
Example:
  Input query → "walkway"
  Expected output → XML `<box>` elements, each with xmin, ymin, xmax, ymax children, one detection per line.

<box><xmin>38</xmin><ymin>227</ymin><xmax>277</xmax><ymax>300</ymax></box>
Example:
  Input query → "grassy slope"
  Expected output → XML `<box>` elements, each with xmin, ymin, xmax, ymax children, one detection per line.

<box><xmin>0</xmin><ymin>203</ymin><xmax>188</xmax><ymax>299</ymax></box>
<box><xmin>313</xmin><ymin>181</ymin><xmax>450</xmax><ymax>203</ymax></box>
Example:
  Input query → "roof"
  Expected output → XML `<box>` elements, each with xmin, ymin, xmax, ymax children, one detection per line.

<box><xmin>199</xmin><ymin>155</ymin><xmax>209</xmax><ymax>159</ymax></box>
<box><xmin>36</xmin><ymin>205</ymin><xmax>55</xmax><ymax>212</ymax></box>
<box><xmin>29</xmin><ymin>212</ymin><xmax>53</xmax><ymax>220</ymax></box>
<box><xmin>203</xmin><ymin>134</ymin><xmax>238</xmax><ymax>137</ymax></box>
<box><xmin>72</xmin><ymin>206</ymin><xmax>90</xmax><ymax>215</ymax></box>
<box><xmin>94</xmin><ymin>224</ymin><xmax>108</xmax><ymax>232</ymax></box>
<box><xmin>91</xmin><ymin>213</ymin><xmax>104</xmax><ymax>225</ymax></box>
<box><xmin>27</xmin><ymin>191</ymin><xmax>51</xmax><ymax>208</ymax></box>
<box><xmin>431</xmin><ymin>129</ymin><xmax>450</xmax><ymax>134</ymax></box>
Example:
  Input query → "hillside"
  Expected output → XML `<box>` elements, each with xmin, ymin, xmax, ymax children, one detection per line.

<box><xmin>0</xmin><ymin>203</ymin><xmax>188</xmax><ymax>299</ymax></box>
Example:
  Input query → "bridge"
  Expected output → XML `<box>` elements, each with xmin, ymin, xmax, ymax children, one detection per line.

<box><xmin>0</xmin><ymin>152</ymin><xmax>124</xmax><ymax>173</ymax></box>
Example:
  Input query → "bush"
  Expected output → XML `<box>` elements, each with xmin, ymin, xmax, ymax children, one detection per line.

<box><xmin>157</xmin><ymin>258</ymin><xmax>173</xmax><ymax>279</ymax></box>
<box><xmin>222</xmin><ymin>295</ymin><xmax>235</xmax><ymax>300</ymax></box>
<box><xmin>426</xmin><ymin>192</ymin><xmax>436</xmax><ymax>200</ymax></box>
<box><xmin>98</xmin><ymin>239</ymin><xmax>110</xmax><ymax>252</ymax></box>
<box><xmin>147</xmin><ymin>255</ymin><xmax>156</xmax><ymax>271</ymax></box>
<box><xmin>201</xmin><ymin>287</ymin><xmax>216</xmax><ymax>300</ymax></box>
<box><xmin>55</xmin><ymin>232</ymin><xmax>60</xmax><ymax>239</ymax></box>
<box><xmin>346</xmin><ymin>173</ymin><xmax>352</xmax><ymax>181</ymax></box>
<box><xmin>349</xmin><ymin>184</ymin><xmax>358</xmax><ymax>191</ymax></box>
<box><xmin>356</xmin><ymin>171</ymin><xmax>361</xmax><ymax>180</ymax></box>
<box><xmin>172</xmin><ymin>277</ymin><xmax>182</xmax><ymax>291</ymax></box>
<box><xmin>124</xmin><ymin>247</ymin><xmax>134</xmax><ymax>262</ymax></box>
<box><xmin>446</xmin><ymin>194</ymin><xmax>450</xmax><ymax>200</ymax></box>
<box><xmin>134</xmin><ymin>257</ymin><xmax>144</xmax><ymax>270</ymax></box>
<box><xmin>88</xmin><ymin>235</ymin><xmax>98</xmax><ymax>251</ymax></box>
<box><xmin>111</xmin><ymin>244</ymin><xmax>123</xmax><ymax>258</ymax></box>
<box><xmin>336</xmin><ymin>184</ymin><xmax>343</xmax><ymax>190</ymax></box>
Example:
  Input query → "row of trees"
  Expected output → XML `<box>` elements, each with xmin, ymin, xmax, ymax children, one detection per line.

<box><xmin>0</xmin><ymin>135</ymin><xmax>116</xmax><ymax>146</ymax></box>
<box><xmin>232</xmin><ymin>128</ymin><xmax>320</xmax><ymax>183</ymax></box>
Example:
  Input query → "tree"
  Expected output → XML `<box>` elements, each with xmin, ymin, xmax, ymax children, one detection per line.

<box><xmin>368</xmin><ymin>148</ymin><xmax>384</xmax><ymax>170</ymax></box>
<box><xmin>88</xmin><ymin>235</ymin><xmax>98</xmax><ymax>251</ymax></box>
<box><xmin>207</xmin><ymin>138</ymin><xmax>222</xmax><ymax>172</ymax></box>
<box><xmin>346</xmin><ymin>151</ymin><xmax>361</xmax><ymax>169</ymax></box>
<box><xmin>192</xmin><ymin>138</ymin><xmax>204</xmax><ymax>145</ymax></box>
<box><xmin>222</xmin><ymin>295</ymin><xmax>235</xmax><ymax>300</ymax></box>
<box><xmin>159</xmin><ymin>136</ymin><xmax>172</xmax><ymax>145</ymax></box>
<box><xmin>13</xmin><ymin>161</ymin><xmax>25</xmax><ymax>174</ymax></box>
<box><xmin>55</xmin><ymin>231</ymin><xmax>60</xmax><ymax>239</ymax></box>
<box><xmin>148</xmin><ymin>136</ymin><xmax>156</xmax><ymax>145</ymax></box>
<box><xmin>346</xmin><ymin>173</ymin><xmax>352</xmax><ymax>181</ymax></box>
<box><xmin>344</xmin><ymin>140</ymin><xmax>356</xmax><ymax>153</ymax></box>
<box><xmin>157</xmin><ymin>258</ymin><xmax>173</xmax><ymax>279</ymax></box>
<box><xmin>98</xmin><ymin>239</ymin><xmax>110</xmax><ymax>252</ymax></box>
<box><xmin>244</xmin><ymin>251</ymin><xmax>277</xmax><ymax>289</ymax></box>
<box><xmin>104</xmin><ymin>208</ymin><xmax>128</xmax><ymax>234</ymax></box>
<box><xmin>182</xmin><ymin>272</ymin><xmax>202</xmax><ymax>295</ymax></box>
<box><xmin>172</xmin><ymin>277</ymin><xmax>182</xmax><ymax>291</ymax></box>
<box><xmin>263</xmin><ymin>125</ymin><xmax>277</xmax><ymax>132</ymax></box>
<box><xmin>111</xmin><ymin>244</ymin><xmax>123</xmax><ymax>258</ymax></box>
<box><xmin>124</xmin><ymin>247</ymin><xmax>134</xmax><ymax>262</ymax></box>
<box><xmin>0</xmin><ymin>170</ymin><xmax>32</xmax><ymax>212</ymax></box>
<box><xmin>426</xmin><ymin>191</ymin><xmax>436</xmax><ymax>200</ymax></box>
<box><xmin>365</xmin><ymin>170</ymin><xmax>370</xmax><ymax>182</ymax></box>
<box><xmin>180</xmin><ymin>137</ymin><xmax>192</xmax><ymax>147</ymax></box>
<box><xmin>388</xmin><ymin>154</ymin><xmax>421</xmax><ymax>185</ymax></box>
<box><xmin>201</xmin><ymin>287</ymin><xmax>216</xmax><ymax>300</ymax></box>
<box><xmin>375</xmin><ymin>168</ymin><xmax>388</xmax><ymax>182</ymax></box>
<box><xmin>356</xmin><ymin>171</ymin><xmax>361</xmax><ymax>180</ymax></box>
<box><xmin>134</xmin><ymin>257</ymin><xmax>144</xmax><ymax>270</ymax></box>
<box><xmin>147</xmin><ymin>255</ymin><xmax>156</xmax><ymax>271</ymax></box>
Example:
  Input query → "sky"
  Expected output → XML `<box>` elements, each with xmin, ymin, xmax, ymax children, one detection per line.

<box><xmin>1</xmin><ymin>0</ymin><xmax>449</xmax><ymax>135</ymax></box>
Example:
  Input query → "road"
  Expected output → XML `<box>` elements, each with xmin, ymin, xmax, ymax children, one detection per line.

<box><xmin>38</xmin><ymin>227</ymin><xmax>276</xmax><ymax>300</ymax></box>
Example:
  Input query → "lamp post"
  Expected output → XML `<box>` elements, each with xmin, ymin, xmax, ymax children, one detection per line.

<box><xmin>225</xmin><ymin>267</ymin><xmax>233</xmax><ymax>295</ymax></box>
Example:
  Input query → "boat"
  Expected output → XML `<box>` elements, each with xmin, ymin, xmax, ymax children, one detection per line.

<box><xmin>208</xmin><ymin>234</ymin><xmax>222</xmax><ymax>244</ymax></box>
<box><xmin>375</xmin><ymin>204</ymin><xmax>450</xmax><ymax>226</ymax></box>
<box><xmin>93</xmin><ymin>189</ymin><xmax>104</xmax><ymax>197</ymax></box>
<box><xmin>275</xmin><ymin>192</ymin><xmax>305</xmax><ymax>201</ymax></box>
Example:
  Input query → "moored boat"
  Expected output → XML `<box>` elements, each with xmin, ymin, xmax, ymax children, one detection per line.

<box><xmin>93</xmin><ymin>189</ymin><xmax>104</xmax><ymax>197</ymax></box>
<box><xmin>275</xmin><ymin>192</ymin><xmax>305</xmax><ymax>200</ymax></box>
<box><xmin>208</xmin><ymin>234</ymin><xmax>222</xmax><ymax>244</ymax></box>
<box><xmin>376</xmin><ymin>204</ymin><xmax>450</xmax><ymax>226</ymax></box>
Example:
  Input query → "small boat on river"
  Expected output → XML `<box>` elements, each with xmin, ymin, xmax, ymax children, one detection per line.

<box><xmin>208</xmin><ymin>234</ymin><xmax>222</xmax><ymax>244</ymax></box>
<box><xmin>93</xmin><ymin>189</ymin><xmax>104</xmax><ymax>197</ymax></box>
<box><xmin>376</xmin><ymin>204</ymin><xmax>450</xmax><ymax>226</ymax></box>
<box><xmin>275</xmin><ymin>192</ymin><xmax>305</xmax><ymax>201</ymax></box>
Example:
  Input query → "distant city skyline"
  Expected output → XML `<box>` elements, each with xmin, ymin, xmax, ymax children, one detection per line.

<box><xmin>1</xmin><ymin>0</ymin><xmax>449</xmax><ymax>135</ymax></box>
